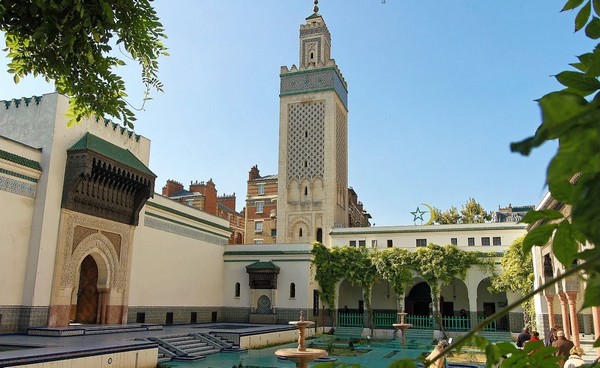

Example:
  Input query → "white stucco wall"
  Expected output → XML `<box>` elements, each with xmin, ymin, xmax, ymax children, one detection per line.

<box><xmin>0</xmin><ymin>137</ymin><xmax>41</xmax><ymax>305</ymax></box>
<box><xmin>223</xmin><ymin>243</ymin><xmax>313</xmax><ymax>309</ymax></box>
<box><xmin>128</xmin><ymin>196</ymin><xmax>229</xmax><ymax>307</ymax></box>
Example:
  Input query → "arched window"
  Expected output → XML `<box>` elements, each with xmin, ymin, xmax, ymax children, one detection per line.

<box><xmin>316</xmin><ymin>228</ymin><xmax>323</xmax><ymax>243</ymax></box>
<box><xmin>235</xmin><ymin>282</ymin><xmax>240</xmax><ymax>298</ymax></box>
<box><xmin>299</xmin><ymin>228</ymin><xmax>303</xmax><ymax>237</ymax></box>
<box><xmin>290</xmin><ymin>283</ymin><xmax>296</xmax><ymax>298</ymax></box>
<box><xmin>304</xmin><ymin>186</ymin><xmax>308</xmax><ymax>195</ymax></box>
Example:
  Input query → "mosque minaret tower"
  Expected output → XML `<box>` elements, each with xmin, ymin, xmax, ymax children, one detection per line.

<box><xmin>277</xmin><ymin>1</ymin><xmax>349</xmax><ymax>246</ymax></box>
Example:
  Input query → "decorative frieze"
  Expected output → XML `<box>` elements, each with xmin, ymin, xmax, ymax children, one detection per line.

<box><xmin>0</xmin><ymin>175</ymin><xmax>36</xmax><ymax>198</ymax></box>
<box><xmin>144</xmin><ymin>215</ymin><xmax>228</xmax><ymax>246</ymax></box>
<box><xmin>280</xmin><ymin>68</ymin><xmax>348</xmax><ymax>108</ymax></box>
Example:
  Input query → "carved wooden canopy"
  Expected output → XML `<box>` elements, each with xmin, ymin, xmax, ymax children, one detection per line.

<box><xmin>62</xmin><ymin>133</ymin><xmax>156</xmax><ymax>226</ymax></box>
<box><xmin>246</xmin><ymin>261</ymin><xmax>280</xmax><ymax>289</ymax></box>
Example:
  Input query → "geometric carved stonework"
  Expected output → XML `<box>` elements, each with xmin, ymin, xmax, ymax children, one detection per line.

<box><xmin>62</xmin><ymin>133</ymin><xmax>155</xmax><ymax>225</ymax></box>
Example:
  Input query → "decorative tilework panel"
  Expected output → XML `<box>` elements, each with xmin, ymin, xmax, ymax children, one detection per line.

<box><xmin>0</xmin><ymin>175</ymin><xmax>36</xmax><ymax>198</ymax></box>
<box><xmin>287</xmin><ymin>101</ymin><xmax>325</xmax><ymax>180</ymax></box>
<box><xmin>301</xmin><ymin>37</ymin><xmax>321</xmax><ymax>66</ymax></box>
<box><xmin>335</xmin><ymin>104</ymin><xmax>347</xmax><ymax>196</ymax></box>
<box><xmin>0</xmin><ymin>306</ymin><xmax>49</xmax><ymax>333</ymax></box>
<box><xmin>280</xmin><ymin>69</ymin><xmax>348</xmax><ymax>108</ymax></box>
<box><xmin>127</xmin><ymin>306</ymin><xmax>223</xmax><ymax>325</ymax></box>
<box><xmin>144</xmin><ymin>216</ymin><xmax>228</xmax><ymax>246</ymax></box>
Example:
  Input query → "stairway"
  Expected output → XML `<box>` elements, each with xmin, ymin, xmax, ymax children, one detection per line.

<box><xmin>404</xmin><ymin>329</ymin><xmax>433</xmax><ymax>343</ymax></box>
<box><xmin>149</xmin><ymin>334</ymin><xmax>221</xmax><ymax>361</ymax></box>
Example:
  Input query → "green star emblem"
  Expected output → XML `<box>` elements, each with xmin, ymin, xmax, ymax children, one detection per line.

<box><xmin>411</xmin><ymin>206</ymin><xmax>426</xmax><ymax>222</ymax></box>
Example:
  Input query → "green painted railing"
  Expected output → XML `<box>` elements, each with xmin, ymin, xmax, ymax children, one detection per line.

<box><xmin>477</xmin><ymin>317</ymin><xmax>497</xmax><ymax>331</ymax></box>
<box><xmin>442</xmin><ymin>316</ymin><xmax>471</xmax><ymax>331</ymax></box>
<box><xmin>406</xmin><ymin>315</ymin><xmax>433</xmax><ymax>330</ymax></box>
<box><xmin>338</xmin><ymin>313</ymin><xmax>363</xmax><ymax>327</ymax></box>
<box><xmin>374</xmin><ymin>312</ymin><xmax>397</xmax><ymax>327</ymax></box>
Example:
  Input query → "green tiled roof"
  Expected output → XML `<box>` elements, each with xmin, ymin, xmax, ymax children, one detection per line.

<box><xmin>246</xmin><ymin>261</ymin><xmax>280</xmax><ymax>270</ymax></box>
<box><xmin>0</xmin><ymin>149</ymin><xmax>41</xmax><ymax>171</ymax></box>
<box><xmin>69</xmin><ymin>133</ymin><xmax>154</xmax><ymax>176</ymax></box>
<box><xmin>306</xmin><ymin>13</ymin><xmax>322</xmax><ymax>20</ymax></box>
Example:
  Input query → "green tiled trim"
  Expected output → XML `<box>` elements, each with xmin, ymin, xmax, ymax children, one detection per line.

<box><xmin>145</xmin><ymin>211</ymin><xmax>229</xmax><ymax>239</ymax></box>
<box><xmin>0</xmin><ymin>168</ymin><xmax>38</xmax><ymax>183</ymax></box>
<box><xmin>146</xmin><ymin>201</ymin><xmax>231</xmax><ymax>232</ymax></box>
<box><xmin>69</xmin><ymin>133</ymin><xmax>154</xmax><ymax>176</ymax></box>
<box><xmin>246</xmin><ymin>261</ymin><xmax>279</xmax><ymax>270</ymax></box>
<box><xmin>273</xmin><ymin>259</ymin><xmax>311</xmax><ymax>262</ymax></box>
<box><xmin>0</xmin><ymin>149</ymin><xmax>41</xmax><ymax>171</ymax></box>
<box><xmin>223</xmin><ymin>250</ymin><xmax>311</xmax><ymax>256</ymax></box>
<box><xmin>224</xmin><ymin>259</ymin><xmax>260</xmax><ymax>263</ymax></box>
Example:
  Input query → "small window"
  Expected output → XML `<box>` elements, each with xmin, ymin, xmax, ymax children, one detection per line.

<box><xmin>450</xmin><ymin>238</ymin><xmax>458</xmax><ymax>246</ymax></box>
<box><xmin>468</xmin><ymin>237</ymin><xmax>475</xmax><ymax>247</ymax></box>
<box><xmin>186</xmin><ymin>199</ymin><xmax>194</xmax><ymax>207</ymax></box>
<box><xmin>257</xmin><ymin>183</ymin><xmax>265</xmax><ymax>195</ymax></box>
<box><xmin>493</xmin><ymin>237</ymin><xmax>501</xmax><ymax>246</ymax></box>
<box><xmin>253</xmin><ymin>239</ymin><xmax>263</xmax><ymax>244</ymax></box>
<box><xmin>304</xmin><ymin>161</ymin><xmax>308</xmax><ymax>167</ymax></box>
<box><xmin>358</xmin><ymin>240</ymin><xmax>366</xmax><ymax>247</ymax></box>
<box><xmin>255</xmin><ymin>221</ymin><xmax>263</xmax><ymax>233</ymax></box>
<box><xmin>387</xmin><ymin>239</ymin><xmax>393</xmax><ymax>248</ymax></box>
<box><xmin>235</xmin><ymin>283</ymin><xmax>240</xmax><ymax>298</ymax></box>
<box><xmin>371</xmin><ymin>240</ymin><xmax>377</xmax><ymax>248</ymax></box>
<box><xmin>349</xmin><ymin>240</ymin><xmax>357</xmax><ymax>247</ymax></box>
<box><xmin>256</xmin><ymin>201</ymin><xmax>264</xmax><ymax>213</ymax></box>
<box><xmin>305</xmin><ymin>131</ymin><xmax>308</xmax><ymax>138</ymax></box>
<box><xmin>299</xmin><ymin>228</ymin><xmax>303</xmax><ymax>237</ymax></box>
<box><xmin>191</xmin><ymin>312</ymin><xmax>197</xmax><ymax>323</ymax></box>
<box><xmin>271</xmin><ymin>228</ymin><xmax>277</xmax><ymax>237</ymax></box>
<box><xmin>482</xmin><ymin>237</ymin><xmax>491</xmax><ymax>246</ymax></box>
<box><xmin>304</xmin><ymin>187</ymin><xmax>308</xmax><ymax>195</ymax></box>
<box><xmin>416</xmin><ymin>239</ymin><xmax>427</xmax><ymax>247</ymax></box>
<box><xmin>290</xmin><ymin>283</ymin><xmax>296</xmax><ymax>298</ymax></box>
<box><xmin>136</xmin><ymin>312</ymin><xmax>146</xmax><ymax>323</ymax></box>
<box><xmin>166</xmin><ymin>312</ymin><xmax>174</xmax><ymax>325</ymax></box>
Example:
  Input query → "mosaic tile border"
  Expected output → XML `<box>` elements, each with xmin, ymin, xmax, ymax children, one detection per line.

<box><xmin>0</xmin><ymin>174</ymin><xmax>37</xmax><ymax>198</ymax></box>
<box><xmin>144</xmin><ymin>214</ymin><xmax>228</xmax><ymax>245</ymax></box>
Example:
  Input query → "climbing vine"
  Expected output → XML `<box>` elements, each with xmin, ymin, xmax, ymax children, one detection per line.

<box><xmin>370</xmin><ymin>247</ymin><xmax>413</xmax><ymax>312</ymax></box>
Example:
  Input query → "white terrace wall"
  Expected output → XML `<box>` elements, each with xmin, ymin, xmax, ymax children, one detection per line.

<box><xmin>222</xmin><ymin>243</ymin><xmax>318</xmax><ymax>324</ymax></box>
<box><xmin>128</xmin><ymin>194</ymin><xmax>230</xmax><ymax>325</ymax></box>
<box><xmin>0</xmin><ymin>137</ymin><xmax>42</xmax><ymax>330</ymax></box>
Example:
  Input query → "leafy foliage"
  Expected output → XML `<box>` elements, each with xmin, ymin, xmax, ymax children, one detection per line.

<box><xmin>433</xmin><ymin>198</ymin><xmax>491</xmax><ymax>224</ymax></box>
<box><xmin>312</xmin><ymin>242</ymin><xmax>494</xmax><ymax>338</ymax></box>
<box><xmin>370</xmin><ymin>248</ymin><xmax>413</xmax><ymax>311</ymax></box>
<box><xmin>511</xmin><ymin>0</ymin><xmax>600</xmax><ymax>346</ymax></box>
<box><xmin>311</xmin><ymin>242</ymin><xmax>344</xmax><ymax>321</ymax></box>
<box><xmin>0</xmin><ymin>0</ymin><xmax>168</xmax><ymax>127</ymax></box>
<box><xmin>490</xmin><ymin>236</ymin><xmax>535</xmax><ymax>326</ymax></box>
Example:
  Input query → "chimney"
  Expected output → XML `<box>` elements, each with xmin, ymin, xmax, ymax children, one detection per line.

<box><xmin>162</xmin><ymin>180</ymin><xmax>184</xmax><ymax>196</ymax></box>
<box><xmin>249</xmin><ymin>165</ymin><xmax>260</xmax><ymax>180</ymax></box>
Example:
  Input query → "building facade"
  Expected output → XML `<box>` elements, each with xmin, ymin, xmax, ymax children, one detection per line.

<box><xmin>530</xmin><ymin>192</ymin><xmax>600</xmax><ymax>355</ymax></box>
<box><xmin>162</xmin><ymin>179</ymin><xmax>245</xmax><ymax>244</ymax></box>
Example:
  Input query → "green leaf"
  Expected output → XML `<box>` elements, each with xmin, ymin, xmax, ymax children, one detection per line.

<box><xmin>523</xmin><ymin>224</ymin><xmax>557</xmax><ymax>252</ymax></box>
<box><xmin>555</xmin><ymin>70</ymin><xmax>600</xmax><ymax>92</ymax></box>
<box><xmin>594</xmin><ymin>0</ymin><xmax>600</xmax><ymax>15</ymax></box>
<box><xmin>586</xmin><ymin>16</ymin><xmax>600</xmax><ymax>38</ymax></box>
<box><xmin>576</xmin><ymin>1</ymin><xmax>592</xmax><ymax>31</ymax></box>
<box><xmin>564</xmin><ymin>0</ymin><xmax>587</xmax><ymax>11</ymax></box>
<box><xmin>521</xmin><ymin>209</ymin><xmax>564</xmax><ymax>224</ymax></box>
<box><xmin>552</xmin><ymin>221</ymin><xmax>579</xmax><ymax>266</ymax></box>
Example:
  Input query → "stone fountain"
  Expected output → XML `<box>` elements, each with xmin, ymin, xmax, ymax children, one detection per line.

<box><xmin>392</xmin><ymin>312</ymin><xmax>413</xmax><ymax>346</ymax></box>
<box><xmin>275</xmin><ymin>311</ymin><xmax>327</xmax><ymax>368</ymax></box>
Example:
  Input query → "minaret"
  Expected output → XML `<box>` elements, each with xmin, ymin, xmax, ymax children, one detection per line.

<box><xmin>277</xmin><ymin>1</ymin><xmax>348</xmax><ymax>246</ymax></box>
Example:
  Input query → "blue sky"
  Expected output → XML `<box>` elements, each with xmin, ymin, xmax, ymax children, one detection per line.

<box><xmin>0</xmin><ymin>1</ymin><xmax>593</xmax><ymax>225</ymax></box>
